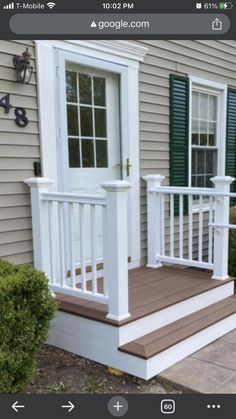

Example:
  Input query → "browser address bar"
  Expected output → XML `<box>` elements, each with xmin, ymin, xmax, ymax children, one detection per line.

<box><xmin>9</xmin><ymin>13</ymin><xmax>230</xmax><ymax>35</ymax></box>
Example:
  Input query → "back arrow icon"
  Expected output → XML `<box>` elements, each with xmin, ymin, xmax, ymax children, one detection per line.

<box><xmin>61</xmin><ymin>401</ymin><xmax>75</xmax><ymax>412</ymax></box>
<box><xmin>12</xmin><ymin>402</ymin><xmax>25</xmax><ymax>412</ymax></box>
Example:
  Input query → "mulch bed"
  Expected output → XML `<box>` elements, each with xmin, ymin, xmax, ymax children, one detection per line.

<box><xmin>27</xmin><ymin>345</ymin><xmax>182</xmax><ymax>394</ymax></box>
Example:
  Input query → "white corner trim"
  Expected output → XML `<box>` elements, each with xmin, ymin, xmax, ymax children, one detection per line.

<box><xmin>35</xmin><ymin>41</ymin><xmax>59</xmax><ymax>190</ymax></box>
<box><xmin>67</xmin><ymin>40</ymin><xmax>149</xmax><ymax>62</ymax></box>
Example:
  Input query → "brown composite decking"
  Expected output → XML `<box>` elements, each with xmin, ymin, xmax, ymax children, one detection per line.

<box><xmin>56</xmin><ymin>266</ymin><xmax>235</xmax><ymax>326</ymax></box>
<box><xmin>119</xmin><ymin>295</ymin><xmax>236</xmax><ymax>359</ymax></box>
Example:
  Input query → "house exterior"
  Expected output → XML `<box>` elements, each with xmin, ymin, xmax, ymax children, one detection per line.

<box><xmin>0</xmin><ymin>41</ymin><xmax>39</xmax><ymax>265</ymax></box>
<box><xmin>1</xmin><ymin>40</ymin><xmax>236</xmax><ymax>379</ymax></box>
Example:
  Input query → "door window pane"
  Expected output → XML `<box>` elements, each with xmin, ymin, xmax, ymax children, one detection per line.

<box><xmin>79</xmin><ymin>74</ymin><xmax>92</xmax><ymax>104</ymax></box>
<box><xmin>96</xmin><ymin>140</ymin><xmax>108</xmax><ymax>167</ymax></box>
<box><xmin>66</xmin><ymin>66</ymin><xmax>109</xmax><ymax>169</ymax></box>
<box><xmin>81</xmin><ymin>139</ymin><xmax>94</xmax><ymax>167</ymax></box>
<box><xmin>80</xmin><ymin>107</ymin><xmax>93</xmax><ymax>137</ymax></box>
<box><xmin>68</xmin><ymin>138</ymin><xmax>80</xmax><ymax>167</ymax></box>
<box><xmin>67</xmin><ymin>105</ymin><xmax>78</xmax><ymax>136</ymax></box>
<box><xmin>66</xmin><ymin>71</ymin><xmax>77</xmax><ymax>103</ymax></box>
<box><xmin>94</xmin><ymin>77</ymin><xmax>106</xmax><ymax>106</ymax></box>
<box><xmin>95</xmin><ymin>109</ymin><xmax>107</xmax><ymax>138</ymax></box>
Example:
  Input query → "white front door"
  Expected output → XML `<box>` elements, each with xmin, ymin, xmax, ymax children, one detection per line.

<box><xmin>56</xmin><ymin>48</ymin><xmax>140</xmax><ymax>268</ymax></box>
<box><xmin>65</xmin><ymin>62</ymin><xmax>121</xmax><ymax>263</ymax></box>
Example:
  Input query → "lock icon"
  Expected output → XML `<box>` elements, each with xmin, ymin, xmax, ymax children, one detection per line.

<box><xmin>212</xmin><ymin>18</ymin><xmax>223</xmax><ymax>31</ymax></box>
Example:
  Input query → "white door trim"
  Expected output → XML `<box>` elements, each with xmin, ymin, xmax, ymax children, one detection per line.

<box><xmin>35</xmin><ymin>40</ymin><xmax>147</xmax><ymax>268</ymax></box>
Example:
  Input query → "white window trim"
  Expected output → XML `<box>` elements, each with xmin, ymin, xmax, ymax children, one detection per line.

<box><xmin>188</xmin><ymin>76</ymin><xmax>227</xmax><ymax>191</ymax></box>
<box><xmin>35</xmin><ymin>40</ymin><xmax>148</xmax><ymax>268</ymax></box>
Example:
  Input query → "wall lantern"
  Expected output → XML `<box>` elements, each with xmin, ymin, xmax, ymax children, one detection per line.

<box><xmin>12</xmin><ymin>48</ymin><xmax>33</xmax><ymax>84</ymax></box>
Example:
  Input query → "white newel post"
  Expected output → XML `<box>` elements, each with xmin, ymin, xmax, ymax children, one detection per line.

<box><xmin>24</xmin><ymin>177</ymin><xmax>54</xmax><ymax>277</ymax></box>
<box><xmin>143</xmin><ymin>174</ymin><xmax>165</xmax><ymax>268</ymax></box>
<box><xmin>211</xmin><ymin>176</ymin><xmax>234</xmax><ymax>280</ymax></box>
<box><xmin>101</xmin><ymin>181</ymin><xmax>131</xmax><ymax>321</ymax></box>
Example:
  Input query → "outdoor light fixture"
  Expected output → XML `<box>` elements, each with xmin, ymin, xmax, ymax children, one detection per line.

<box><xmin>12</xmin><ymin>47</ymin><xmax>33</xmax><ymax>84</ymax></box>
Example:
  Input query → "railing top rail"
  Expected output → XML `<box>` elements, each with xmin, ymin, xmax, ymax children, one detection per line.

<box><xmin>40</xmin><ymin>191</ymin><xmax>107</xmax><ymax>206</ymax></box>
<box><xmin>209</xmin><ymin>222</ymin><xmax>236</xmax><ymax>230</ymax></box>
<box><xmin>148</xmin><ymin>186</ymin><xmax>236</xmax><ymax>199</ymax></box>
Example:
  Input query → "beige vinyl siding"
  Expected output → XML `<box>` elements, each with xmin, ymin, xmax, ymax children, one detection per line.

<box><xmin>0</xmin><ymin>40</ymin><xmax>40</xmax><ymax>264</ymax></box>
<box><xmin>138</xmin><ymin>40</ymin><xmax>236</xmax><ymax>264</ymax></box>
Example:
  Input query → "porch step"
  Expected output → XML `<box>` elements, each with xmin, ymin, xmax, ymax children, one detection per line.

<box><xmin>119</xmin><ymin>296</ymin><xmax>236</xmax><ymax>359</ymax></box>
<box><xmin>49</xmin><ymin>267</ymin><xmax>236</xmax><ymax>380</ymax></box>
<box><xmin>56</xmin><ymin>268</ymin><xmax>235</xmax><ymax>346</ymax></box>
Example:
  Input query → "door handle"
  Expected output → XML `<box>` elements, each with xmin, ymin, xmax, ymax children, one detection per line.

<box><xmin>125</xmin><ymin>158</ymin><xmax>132</xmax><ymax>177</ymax></box>
<box><xmin>117</xmin><ymin>158</ymin><xmax>132</xmax><ymax>177</ymax></box>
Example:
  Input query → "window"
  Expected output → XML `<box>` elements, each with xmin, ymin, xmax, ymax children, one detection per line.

<box><xmin>191</xmin><ymin>90</ymin><xmax>218</xmax><ymax>189</ymax></box>
<box><xmin>66</xmin><ymin>66</ymin><xmax>108</xmax><ymax>168</ymax></box>
<box><xmin>170</xmin><ymin>74</ymin><xmax>229</xmax><ymax>206</ymax></box>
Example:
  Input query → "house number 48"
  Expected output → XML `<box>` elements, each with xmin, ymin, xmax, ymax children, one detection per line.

<box><xmin>0</xmin><ymin>94</ymin><xmax>29</xmax><ymax>127</ymax></box>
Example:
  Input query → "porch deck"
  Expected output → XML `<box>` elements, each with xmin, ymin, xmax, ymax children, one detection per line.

<box><xmin>56</xmin><ymin>266</ymin><xmax>234</xmax><ymax>326</ymax></box>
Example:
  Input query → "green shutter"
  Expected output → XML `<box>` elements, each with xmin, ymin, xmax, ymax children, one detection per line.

<box><xmin>170</xmin><ymin>75</ymin><xmax>189</xmax><ymax>215</ymax></box>
<box><xmin>226</xmin><ymin>88</ymin><xmax>236</xmax><ymax>199</ymax></box>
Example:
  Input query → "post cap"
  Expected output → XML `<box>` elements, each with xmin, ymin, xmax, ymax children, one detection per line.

<box><xmin>143</xmin><ymin>174</ymin><xmax>165</xmax><ymax>187</ymax></box>
<box><xmin>210</xmin><ymin>176</ymin><xmax>235</xmax><ymax>186</ymax></box>
<box><xmin>24</xmin><ymin>177</ymin><xmax>54</xmax><ymax>188</ymax></box>
<box><xmin>143</xmin><ymin>174</ymin><xmax>165</xmax><ymax>182</ymax></box>
<box><xmin>101</xmin><ymin>180</ymin><xmax>131</xmax><ymax>192</ymax></box>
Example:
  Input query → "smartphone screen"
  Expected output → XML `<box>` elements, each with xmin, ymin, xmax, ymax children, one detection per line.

<box><xmin>0</xmin><ymin>0</ymin><xmax>236</xmax><ymax>417</ymax></box>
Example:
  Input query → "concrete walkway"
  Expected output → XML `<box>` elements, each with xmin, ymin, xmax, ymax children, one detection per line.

<box><xmin>159</xmin><ymin>329</ymin><xmax>236</xmax><ymax>393</ymax></box>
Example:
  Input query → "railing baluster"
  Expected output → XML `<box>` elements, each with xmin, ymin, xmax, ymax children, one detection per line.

<box><xmin>48</xmin><ymin>201</ymin><xmax>55</xmax><ymax>283</ymax></box>
<box><xmin>58</xmin><ymin>202</ymin><xmax>66</xmax><ymax>286</ymax></box>
<box><xmin>179</xmin><ymin>194</ymin><xmax>183</xmax><ymax>259</ymax></box>
<box><xmin>199</xmin><ymin>195</ymin><xmax>203</xmax><ymax>262</ymax></box>
<box><xmin>188</xmin><ymin>195</ymin><xmax>193</xmax><ymax>261</ymax></box>
<box><xmin>24</xmin><ymin>177</ymin><xmax>110</xmax><ymax>305</ymax></box>
<box><xmin>68</xmin><ymin>203</ymin><xmax>76</xmax><ymax>288</ymax></box>
<box><xmin>161</xmin><ymin>193</ymin><xmax>165</xmax><ymax>256</ymax></box>
<box><xmin>208</xmin><ymin>195</ymin><xmax>213</xmax><ymax>264</ymax></box>
<box><xmin>90</xmin><ymin>204</ymin><xmax>97</xmax><ymax>294</ymax></box>
<box><xmin>79</xmin><ymin>203</ymin><xmax>86</xmax><ymax>291</ymax></box>
<box><xmin>102</xmin><ymin>205</ymin><xmax>108</xmax><ymax>297</ymax></box>
<box><xmin>170</xmin><ymin>193</ymin><xmax>174</xmax><ymax>257</ymax></box>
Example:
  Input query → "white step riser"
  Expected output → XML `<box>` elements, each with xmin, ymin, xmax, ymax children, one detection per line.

<box><xmin>145</xmin><ymin>312</ymin><xmax>236</xmax><ymax>379</ymax></box>
<box><xmin>48</xmin><ymin>308</ymin><xmax>236</xmax><ymax>381</ymax></box>
<box><xmin>49</xmin><ymin>312</ymin><xmax>147</xmax><ymax>379</ymax></box>
<box><xmin>119</xmin><ymin>282</ymin><xmax>234</xmax><ymax>345</ymax></box>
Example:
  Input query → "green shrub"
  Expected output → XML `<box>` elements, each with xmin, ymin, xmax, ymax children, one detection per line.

<box><xmin>0</xmin><ymin>259</ymin><xmax>57</xmax><ymax>393</ymax></box>
<box><xmin>228</xmin><ymin>207</ymin><xmax>236</xmax><ymax>277</ymax></box>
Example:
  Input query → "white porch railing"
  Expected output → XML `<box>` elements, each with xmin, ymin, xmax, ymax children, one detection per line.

<box><xmin>143</xmin><ymin>174</ymin><xmax>235</xmax><ymax>280</ymax></box>
<box><xmin>25</xmin><ymin>177</ymin><xmax>131</xmax><ymax>321</ymax></box>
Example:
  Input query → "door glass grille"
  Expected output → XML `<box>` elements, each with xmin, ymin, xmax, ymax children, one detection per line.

<box><xmin>66</xmin><ymin>67</ymin><xmax>108</xmax><ymax>168</ymax></box>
